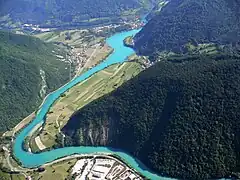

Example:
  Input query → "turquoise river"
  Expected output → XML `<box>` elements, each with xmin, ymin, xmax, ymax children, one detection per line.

<box><xmin>13</xmin><ymin>29</ymin><xmax>176</xmax><ymax>180</ymax></box>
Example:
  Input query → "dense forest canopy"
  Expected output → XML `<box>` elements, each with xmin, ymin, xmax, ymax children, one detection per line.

<box><xmin>61</xmin><ymin>1</ymin><xmax>240</xmax><ymax>179</ymax></box>
<box><xmin>62</xmin><ymin>53</ymin><xmax>240</xmax><ymax>180</ymax></box>
<box><xmin>134</xmin><ymin>0</ymin><xmax>240</xmax><ymax>56</ymax></box>
<box><xmin>0</xmin><ymin>31</ymin><xmax>68</xmax><ymax>133</ymax></box>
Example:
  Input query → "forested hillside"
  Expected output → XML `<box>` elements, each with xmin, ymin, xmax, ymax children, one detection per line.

<box><xmin>0</xmin><ymin>31</ymin><xmax>68</xmax><ymax>133</ymax></box>
<box><xmin>62</xmin><ymin>53</ymin><xmax>240</xmax><ymax>180</ymax></box>
<box><xmin>134</xmin><ymin>0</ymin><xmax>240</xmax><ymax>56</ymax></box>
<box><xmin>0</xmin><ymin>0</ymin><xmax>152</xmax><ymax>27</ymax></box>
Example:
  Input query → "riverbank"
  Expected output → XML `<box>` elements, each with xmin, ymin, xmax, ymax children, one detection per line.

<box><xmin>0</xmin><ymin>20</ymin><xmax>176</xmax><ymax>180</ymax></box>
<box><xmin>1</xmin><ymin>20</ymin><xmax>175</xmax><ymax>180</ymax></box>
<box><xmin>29</xmin><ymin>62</ymin><xmax>142</xmax><ymax>151</ymax></box>
<box><xmin>20</xmin><ymin>27</ymin><xmax>144</xmax><ymax>151</ymax></box>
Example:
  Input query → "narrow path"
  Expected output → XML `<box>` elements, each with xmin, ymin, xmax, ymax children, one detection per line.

<box><xmin>6</xmin><ymin>154</ymin><xmax>14</xmax><ymax>171</ymax></box>
<box><xmin>112</xmin><ymin>63</ymin><xmax>125</xmax><ymax>77</ymax></box>
<box><xmin>55</xmin><ymin>114</ymin><xmax>61</xmax><ymax>130</ymax></box>
<box><xmin>74</xmin><ymin>43</ymin><xmax>100</xmax><ymax>78</ymax></box>
<box><xmin>84</xmin><ymin>44</ymin><xmax>100</xmax><ymax>67</ymax></box>
<box><xmin>4</xmin><ymin>147</ymin><xmax>31</xmax><ymax>174</ymax></box>
<box><xmin>101</xmin><ymin>70</ymin><xmax>113</xmax><ymax>76</ymax></box>
<box><xmin>84</xmin><ymin>92</ymin><xmax>96</xmax><ymax>102</ymax></box>
<box><xmin>56</xmin><ymin>114</ymin><xmax>66</xmax><ymax>146</ymax></box>
<box><xmin>73</xmin><ymin>90</ymin><xmax>89</xmax><ymax>103</ymax></box>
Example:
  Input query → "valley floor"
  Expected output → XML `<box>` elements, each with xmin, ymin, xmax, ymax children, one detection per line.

<box><xmin>0</xmin><ymin>21</ymin><xmax>149</xmax><ymax>180</ymax></box>
<box><xmin>32</xmin><ymin>61</ymin><xmax>142</xmax><ymax>151</ymax></box>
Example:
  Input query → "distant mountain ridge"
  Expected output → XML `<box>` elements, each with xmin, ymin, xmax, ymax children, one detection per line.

<box><xmin>134</xmin><ymin>0</ymin><xmax>240</xmax><ymax>56</ymax></box>
<box><xmin>0</xmin><ymin>0</ymin><xmax>152</xmax><ymax>28</ymax></box>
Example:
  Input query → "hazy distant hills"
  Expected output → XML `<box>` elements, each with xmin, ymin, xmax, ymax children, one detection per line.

<box><xmin>134</xmin><ymin>0</ymin><xmax>240</xmax><ymax>56</ymax></box>
<box><xmin>0</xmin><ymin>0</ymin><xmax>152</xmax><ymax>27</ymax></box>
<box><xmin>0</xmin><ymin>31</ymin><xmax>68</xmax><ymax>133</ymax></box>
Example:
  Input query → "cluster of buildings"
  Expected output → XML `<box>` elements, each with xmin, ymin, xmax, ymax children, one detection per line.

<box><xmin>23</xmin><ymin>24</ymin><xmax>52</xmax><ymax>32</ymax></box>
<box><xmin>92</xmin><ymin>17</ymin><xmax>144</xmax><ymax>34</ymax></box>
<box><xmin>92</xmin><ymin>24</ymin><xmax>122</xmax><ymax>33</ymax></box>
<box><xmin>71</xmin><ymin>156</ymin><xmax>143</xmax><ymax>180</ymax></box>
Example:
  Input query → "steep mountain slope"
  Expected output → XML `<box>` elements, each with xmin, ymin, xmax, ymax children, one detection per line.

<box><xmin>134</xmin><ymin>0</ymin><xmax>240</xmax><ymax>56</ymax></box>
<box><xmin>0</xmin><ymin>31</ymin><xmax>68</xmax><ymax>133</ymax></box>
<box><xmin>0</xmin><ymin>0</ymin><xmax>152</xmax><ymax>27</ymax></box>
<box><xmin>62</xmin><ymin>54</ymin><xmax>240</xmax><ymax>179</ymax></box>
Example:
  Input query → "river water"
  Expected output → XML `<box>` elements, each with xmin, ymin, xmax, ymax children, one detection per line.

<box><xmin>13</xmin><ymin>29</ymin><xmax>176</xmax><ymax>180</ymax></box>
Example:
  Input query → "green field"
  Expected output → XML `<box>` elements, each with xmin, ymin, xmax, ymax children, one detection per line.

<box><xmin>34</xmin><ymin>61</ymin><xmax>142</xmax><ymax>149</ymax></box>
<box><xmin>185</xmin><ymin>42</ymin><xmax>220</xmax><ymax>54</ymax></box>
<box><xmin>36</xmin><ymin>29</ymin><xmax>113</xmax><ymax>77</ymax></box>
<box><xmin>36</xmin><ymin>30</ymin><xmax>104</xmax><ymax>47</ymax></box>
<box><xmin>0</xmin><ymin>170</ymin><xmax>25</xmax><ymax>180</ymax></box>
<box><xmin>29</xmin><ymin>159</ymin><xmax>77</xmax><ymax>180</ymax></box>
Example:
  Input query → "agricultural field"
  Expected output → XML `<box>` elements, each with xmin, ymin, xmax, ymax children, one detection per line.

<box><xmin>29</xmin><ymin>159</ymin><xmax>77</xmax><ymax>180</ymax></box>
<box><xmin>0</xmin><ymin>170</ymin><xmax>25</xmax><ymax>180</ymax></box>
<box><xmin>35</xmin><ymin>62</ymin><xmax>142</xmax><ymax>149</ymax></box>
<box><xmin>36</xmin><ymin>29</ymin><xmax>113</xmax><ymax>76</ymax></box>
<box><xmin>35</xmin><ymin>30</ymin><xmax>104</xmax><ymax>47</ymax></box>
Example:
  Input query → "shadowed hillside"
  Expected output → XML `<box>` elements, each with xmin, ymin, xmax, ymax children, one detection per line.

<box><xmin>63</xmin><ymin>53</ymin><xmax>240</xmax><ymax>179</ymax></box>
<box><xmin>134</xmin><ymin>0</ymin><xmax>240</xmax><ymax>56</ymax></box>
